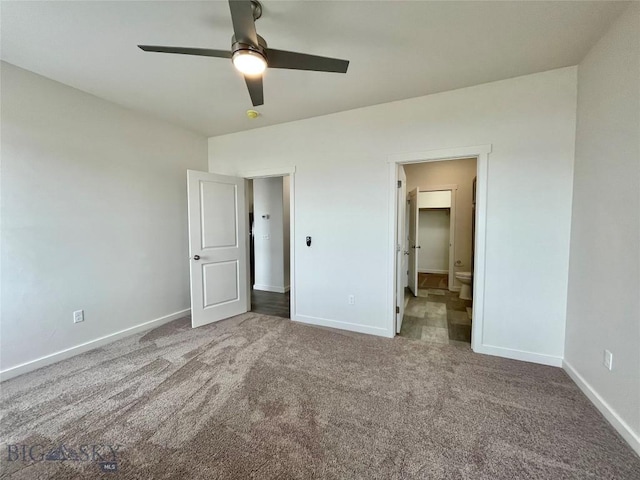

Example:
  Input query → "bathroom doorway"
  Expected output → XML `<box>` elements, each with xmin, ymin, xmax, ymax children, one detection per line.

<box><xmin>394</xmin><ymin>155</ymin><xmax>479</xmax><ymax>347</ymax></box>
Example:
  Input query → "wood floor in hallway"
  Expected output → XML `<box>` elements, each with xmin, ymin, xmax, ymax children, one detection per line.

<box><xmin>251</xmin><ymin>289</ymin><xmax>290</xmax><ymax>318</ymax></box>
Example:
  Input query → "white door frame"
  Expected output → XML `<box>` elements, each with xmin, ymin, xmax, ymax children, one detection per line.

<box><xmin>387</xmin><ymin>145</ymin><xmax>491</xmax><ymax>352</ymax></box>
<box><xmin>407</xmin><ymin>188</ymin><xmax>420</xmax><ymax>296</ymax></box>
<box><xmin>238</xmin><ymin>166</ymin><xmax>296</xmax><ymax>319</ymax></box>
<box><xmin>396</xmin><ymin>166</ymin><xmax>407</xmax><ymax>333</ymax></box>
<box><xmin>418</xmin><ymin>184</ymin><xmax>457</xmax><ymax>291</ymax></box>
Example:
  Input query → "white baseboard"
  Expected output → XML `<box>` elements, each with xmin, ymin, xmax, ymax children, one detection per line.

<box><xmin>563</xmin><ymin>360</ymin><xmax>640</xmax><ymax>456</ymax></box>
<box><xmin>473</xmin><ymin>343</ymin><xmax>563</xmax><ymax>367</ymax></box>
<box><xmin>253</xmin><ymin>284</ymin><xmax>288</xmax><ymax>294</ymax></box>
<box><xmin>450</xmin><ymin>286</ymin><xmax>461</xmax><ymax>292</ymax></box>
<box><xmin>0</xmin><ymin>308</ymin><xmax>191</xmax><ymax>382</ymax></box>
<box><xmin>293</xmin><ymin>314</ymin><xmax>393</xmax><ymax>338</ymax></box>
<box><xmin>418</xmin><ymin>268</ymin><xmax>448</xmax><ymax>274</ymax></box>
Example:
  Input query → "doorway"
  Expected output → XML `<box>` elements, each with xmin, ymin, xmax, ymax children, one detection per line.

<box><xmin>389</xmin><ymin>145</ymin><xmax>490</xmax><ymax>351</ymax></box>
<box><xmin>187</xmin><ymin>167</ymin><xmax>295</xmax><ymax>329</ymax></box>
<box><xmin>247</xmin><ymin>176</ymin><xmax>291</xmax><ymax>318</ymax></box>
<box><xmin>400</xmin><ymin>163</ymin><xmax>474</xmax><ymax>346</ymax></box>
<box><xmin>418</xmin><ymin>208</ymin><xmax>451</xmax><ymax>286</ymax></box>
<box><xmin>407</xmin><ymin>187</ymin><xmax>457</xmax><ymax>295</ymax></box>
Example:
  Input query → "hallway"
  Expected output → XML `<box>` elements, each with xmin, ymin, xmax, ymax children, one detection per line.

<box><xmin>251</xmin><ymin>289</ymin><xmax>290</xmax><ymax>319</ymax></box>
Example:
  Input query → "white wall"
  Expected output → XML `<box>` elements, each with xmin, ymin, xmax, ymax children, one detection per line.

<box><xmin>0</xmin><ymin>62</ymin><xmax>208</xmax><ymax>377</ymax></box>
<box><xmin>253</xmin><ymin>177</ymin><xmax>287</xmax><ymax>292</ymax></box>
<box><xmin>564</xmin><ymin>3</ymin><xmax>640</xmax><ymax>454</ymax></box>
<box><xmin>418</xmin><ymin>209</ymin><xmax>450</xmax><ymax>273</ymax></box>
<box><xmin>209</xmin><ymin>66</ymin><xmax>577</xmax><ymax>365</ymax></box>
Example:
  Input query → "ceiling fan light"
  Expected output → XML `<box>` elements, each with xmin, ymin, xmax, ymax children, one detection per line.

<box><xmin>232</xmin><ymin>50</ymin><xmax>267</xmax><ymax>75</ymax></box>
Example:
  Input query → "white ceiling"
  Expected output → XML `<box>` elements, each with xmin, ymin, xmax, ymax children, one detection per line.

<box><xmin>1</xmin><ymin>1</ymin><xmax>628</xmax><ymax>137</ymax></box>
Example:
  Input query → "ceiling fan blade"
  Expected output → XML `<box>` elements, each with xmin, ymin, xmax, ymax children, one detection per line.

<box><xmin>138</xmin><ymin>45</ymin><xmax>231</xmax><ymax>58</ymax></box>
<box><xmin>244</xmin><ymin>74</ymin><xmax>264</xmax><ymax>106</ymax></box>
<box><xmin>228</xmin><ymin>0</ymin><xmax>258</xmax><ymax>46</ymax></box>
<box><xmin>266</xmin><ymin>49</ymin><xmax>349</xmax><ymax>73</ymax></box>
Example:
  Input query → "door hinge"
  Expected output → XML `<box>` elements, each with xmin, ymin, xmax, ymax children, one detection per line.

<box><xmin>396</xmin><ymin>306</ymin><xmax>400</xmax><ymax>314</ymax></box>
<box><xmin>397</xmin><ymin>180</ymin><xmax>402</xmax><ymax>188</ymax></box>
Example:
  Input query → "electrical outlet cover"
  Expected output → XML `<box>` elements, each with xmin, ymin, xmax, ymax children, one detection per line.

<box><xmin>604</xmin><ymin>350</ymin><xmax>613</xmax><ymax>370</ymax></box>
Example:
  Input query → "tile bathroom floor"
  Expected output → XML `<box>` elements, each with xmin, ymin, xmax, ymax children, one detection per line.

<box><xmin>400</xmin><ymin>281</ymin><xmax>472</xmax><ymax>346</ymax></box>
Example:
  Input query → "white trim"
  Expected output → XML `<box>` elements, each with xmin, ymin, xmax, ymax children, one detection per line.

<box><xmin>293</xmin><ymin>314</ymin><xmax>392</xmax><ymax>338</ymax></box>
<box><xmin>474</xmin><ymin>343</ymin><xmax>563</xmax><ymax>367</ymax></box>
<box><xmin>239</xmin><ymin>167</ymin><xmax>296</xmax><ymax>321</ymax></box>
<box><xmin>389</xmin><ymin>145</ymin><xmax>491</xmax><ymax>164</ymax></box>
<box><xmin>0</xmin><ymin>308</ymin><xmax>190</xmax><ymax>382</ymax></box>
<box><xmin>450</xmin><ymin>286</ymin><xmax>461</xmax><ymax>292</ymax></box>
<box><xmin>418</xmin><ymin>268</ymin><xmax>448</xmax><ymax>274</ymax></box>
<box><xmin>289</xmin><ymin>175</ymin><xmax>295</xmax><ymax>320</ymax></box>
<box><xmin>253</xmin><ymin>284</ymin><xmax>288</xmax><ymax>294</ymax></box>
<box><xmin>239</xmin><ymin>166</ymin><xmax>296</xmax><ymax>178</ymax></box>
<box><xmin>387</xmin><ymin>144</ymin><xmax>491</xmax><ymax>351</ymax></box>
<box><xmin>563</xmin><ymin>360</ymin><xmax>640</xmax><ymax>456</ymax></box>
<box><xmin>473</xmin><ymin>150</ymin><xmax>489</xmax><ymax>352</ymax></box>
<box><xmin>449</xmin><ymin>193</ymin><xmax>456</xmax><ymax>291</ymax></box>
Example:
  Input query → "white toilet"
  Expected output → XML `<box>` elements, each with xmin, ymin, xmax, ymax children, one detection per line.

<box><xmin>455</xmin><ymin>271</ymin><xmax>473</xmax><ymax>300</ymax></box>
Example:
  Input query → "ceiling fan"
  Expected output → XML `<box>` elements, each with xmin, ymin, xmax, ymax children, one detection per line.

<box><xmin>138</xmin><ymin>0</ymin><xmax>349</xmax><ymax>107</ymax></box>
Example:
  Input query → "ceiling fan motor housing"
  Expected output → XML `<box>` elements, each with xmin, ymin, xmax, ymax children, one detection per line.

<box><xmin>231</xmin><ymin>34</ymin><xmax>268</xmax><ymax>64</ymax></box>
<box><xmin>250</xmin><ymin>0</ymin><xmax>262</xmax><ymax>21</ymax></box>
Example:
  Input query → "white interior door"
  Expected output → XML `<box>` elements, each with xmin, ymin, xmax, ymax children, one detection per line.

<box><xmin>187</xmin><ymin>170</ymin><xmax>249</xmax><ymax>328</ymax></box>
<box><xmin>396</xmin><ymin>166</ymin><xmax>407</xmax><ymax>333</ymax></box>
<box><xmin>408</xmin><ymin>188</ymin><xmax>419</xmax><ymax>296</ymax></box>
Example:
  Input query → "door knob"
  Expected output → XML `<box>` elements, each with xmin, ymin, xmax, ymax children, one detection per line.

<box><xmin>192</xmin><ymin>255</ymin><xmax>200</xmax><ymax>260</ymax></box>
<box><xmin>411</xmin><ymin>245</ymin><xmax>421</xmax><ymax>249</ymax></box>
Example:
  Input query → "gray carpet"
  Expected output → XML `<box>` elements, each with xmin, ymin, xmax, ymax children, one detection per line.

<box><xmin>1</xmin><ymin>313</ymin><xmax>639</xmax><ymax>479</ymax></box>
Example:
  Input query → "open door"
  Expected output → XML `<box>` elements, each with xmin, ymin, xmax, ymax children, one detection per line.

<box><xmin>408</xmin><ymin>188</ymin><xmax>419</xmax><ymax>296</ymax></box>
<box><xmin>396</xmin><ymin>166</ymin><xmax>407</xmax><ymax>333</ymax></box>
<box><xmin>187</xmin><ymin>170</ymin><xmax>249</xmax><ymax>328</ymax></box>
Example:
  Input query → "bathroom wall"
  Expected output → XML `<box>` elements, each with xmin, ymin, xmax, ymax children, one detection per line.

<box><xmin>405</xmin><ymin>158</ymin><xmax>477</xmax><ymax>287</ymax></box>
<box><xmin>418</xmin><ymin>209</ymin><xmax>450</xmax><ymax>273</ymax></box>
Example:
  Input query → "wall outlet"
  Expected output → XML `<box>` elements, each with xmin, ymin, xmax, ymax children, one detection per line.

<box><xmin>348</xmin><ymin>295</ymin><xmax>355</xmax><ymax>305</ymax></box>
<box><xmin>73</xmin><ymin>310</ymin><xmax>84</xmax><ymax>324</ymax></box>
<box><xmin>262</xmin><ymin>234</ymin><xmax>270</xmax><ymax>240</ymax></box>
<box><xmin>603</xmin><ymin>350</ymin><xmax>613</xmax><ymax>370</ymax></box>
